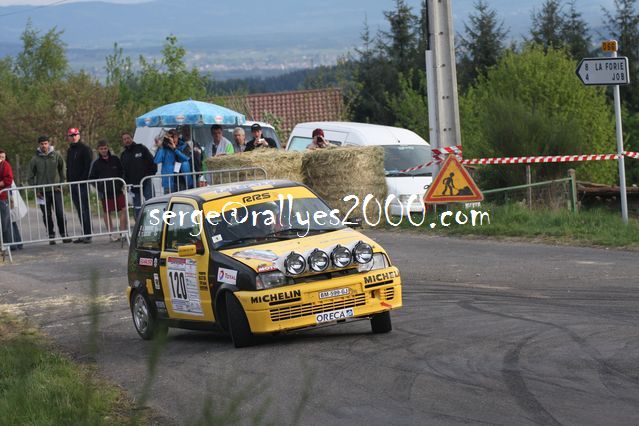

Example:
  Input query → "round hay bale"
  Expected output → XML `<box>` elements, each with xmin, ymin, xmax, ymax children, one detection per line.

<box><xmin>301</xmin><ymin>146</ymin><xmax>387</xmax><ymax>225</ymax></box>
<box><xmin>205</xmin><ymin>149</ymin><xmax>304</xmax><ymax>183</ymax></box>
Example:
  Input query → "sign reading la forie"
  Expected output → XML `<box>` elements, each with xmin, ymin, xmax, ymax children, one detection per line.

<box><xmin>424</xmin><ymin>155</ymin><xmax>483</xmax><ymax>204</ymax></box>
<box><xmin>576</xmin><ymin>57</ymin><xmax>629</xmax><ymax>86</ymax></box>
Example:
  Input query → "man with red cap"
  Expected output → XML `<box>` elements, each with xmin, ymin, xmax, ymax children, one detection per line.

<box><xmin>66</xmin><ymin>127</ymin><xmax>93</xmax><ymax>243</ymax></box>
<box><xmin>307</xmin><ymin>128</ymin><xmax>331</xmax><ymax>150</ymax></box>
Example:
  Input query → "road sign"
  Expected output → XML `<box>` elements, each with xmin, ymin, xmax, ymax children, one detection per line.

<box><xmin>424</xmin><ymin>154</ymin><xmax>483</xmax><ymax>204</ymax></box>
<box><xmin>602</xmin><ymin>40</ymin><xmax>618</xmax><ymax>52</ymax></box>
<box><xmin>576</xmin><ymin>57</ymin><xmax>629</xmax><ymax>85</ymax></box>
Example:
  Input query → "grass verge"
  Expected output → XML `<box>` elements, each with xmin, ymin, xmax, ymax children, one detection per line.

<box><xmin>0</xmin><ymin>311</ymin><xmax>135</xmax><ymax>425</ymax></box>
<box><xmin>392</xmin><ymin>203</ymin><xmax>639</xmax><ymax>249</ymax></box>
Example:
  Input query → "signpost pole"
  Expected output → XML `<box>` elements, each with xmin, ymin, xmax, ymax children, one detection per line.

<box><xmin>612</xmin><ymin>50</ymin><xmax>629</xmax><ymax>224</ymax></box>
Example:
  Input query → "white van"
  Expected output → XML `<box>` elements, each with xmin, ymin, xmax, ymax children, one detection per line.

<box><xmin>286</xmin><ymin>121</ymin><xmax>432</xmax><ymax>215</ymax></box>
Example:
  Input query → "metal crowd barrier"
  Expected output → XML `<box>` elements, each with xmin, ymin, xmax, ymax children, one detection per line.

<box><xmin>137</xmin><ymin>167</ymin><xmax>268</xmax><ymax>203</ymax></box>
<box><xmin>0</xmin><ymin>177</ymin><xmax>130</xmax><ymax>263</ymax></box>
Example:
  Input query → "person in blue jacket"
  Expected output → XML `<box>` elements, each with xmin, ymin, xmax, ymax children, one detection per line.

<box><xmin>168</xmin><ymin>129</ymin><xmax>194</xmax><ymax>189</ymax></box>
<box><xmin>154</xmin><ymin>134</ymin><xmax>190</xmax><ymax>194</ymax></box>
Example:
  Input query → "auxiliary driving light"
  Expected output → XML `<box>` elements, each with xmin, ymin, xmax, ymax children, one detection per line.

<box><xmin>284</xmin><ymin>252</ymin><xmax>306</xmax><ymax>275</ymax></box>
<box><xmin>308</xmin><ymin>249</ymin><xmax>330</xmax><ymax>272</ymax></box>
<box><xmin>331</xmin><ymin>245</ymin><xmax>352</xmax><ymax>268</ymax></box>
<box><xmin>352</xmin><ymin>241</ymin><xmax>373</xmax><ymax>264</ymax></box>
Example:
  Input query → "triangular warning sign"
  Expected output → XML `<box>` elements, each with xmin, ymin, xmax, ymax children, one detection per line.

<box><xmin>424</xmin><ymin>155</ymin><xmax>483</xmax><ymax>204</ymax></box>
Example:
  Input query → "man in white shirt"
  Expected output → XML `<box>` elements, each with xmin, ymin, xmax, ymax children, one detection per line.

<box><xmin>210</xmin><ymin>124</ymin><xmax>235</xmax><ymax>156</ymax></box>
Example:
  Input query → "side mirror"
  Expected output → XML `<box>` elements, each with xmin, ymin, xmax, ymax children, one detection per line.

<box><xmin>178</xmin><ymin>244</ymin><xmax>197</xmax><ymax>257</ymax></box>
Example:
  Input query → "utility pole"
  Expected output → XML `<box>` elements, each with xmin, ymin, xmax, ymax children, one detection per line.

<box><xmin>426</xmin><ymin>0</ymin><xmax>462</xmax><ymax>177</ymax></box>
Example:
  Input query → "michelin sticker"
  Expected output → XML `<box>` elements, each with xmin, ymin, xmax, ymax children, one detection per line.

<box><xmin>167</xmin><ymin>257</ymin><xmax>203</xmax><ymax>316</ymax></box>
<box><xmin>218</xmin><ymin>267</ymin><xmax>237</xmax><ymax>285</ymax></box>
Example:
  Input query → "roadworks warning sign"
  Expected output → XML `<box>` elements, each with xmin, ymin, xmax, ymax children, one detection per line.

<box><xmin>424</xmin><ymin>155</ymin><xmax>483</xmax><ymax>204</ymax></box>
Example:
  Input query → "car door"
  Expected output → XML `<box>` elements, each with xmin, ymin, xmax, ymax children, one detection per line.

<box><xmin>159</xmin><ymin>199</ymin><xmax>215</xmax><ymax>322</ymax></box>
<box><xmin>130</xmin><ymin>202</ymin><xmax>166</xmax><ymax>309</ymax></box>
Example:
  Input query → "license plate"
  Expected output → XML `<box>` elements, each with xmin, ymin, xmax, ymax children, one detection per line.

<box><xmin>315</xmin><ymin>308</ymin><xmax>355</xmax><ymax>323</ymax></box>
<box><xmin>319</xmin><ymin>288</ymin><xmax>350</xmax><ymax>299</ymax></box>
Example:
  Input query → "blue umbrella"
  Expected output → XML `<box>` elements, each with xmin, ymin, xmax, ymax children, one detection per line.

<box><xmin>136</xmin><ymin>99</ymin><xmax>246</xmax><ymax>127</ymax></box>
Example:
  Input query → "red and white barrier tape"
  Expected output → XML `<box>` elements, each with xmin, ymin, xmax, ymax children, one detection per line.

<box><xmin>399</xmin><ymin>148</ymin><xmax>639</xmax><ymax>173</ymax></box>
<box><xmin>462</xmin><ymin>153</ymin><xmax>619</xmax><ymax>165</ymax></box>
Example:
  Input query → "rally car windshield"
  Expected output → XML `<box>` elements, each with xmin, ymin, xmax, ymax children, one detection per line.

<box><xmin>206</xmin><ymin>197</ymin><xmax>345</xmax><ymax>249</ymax></box>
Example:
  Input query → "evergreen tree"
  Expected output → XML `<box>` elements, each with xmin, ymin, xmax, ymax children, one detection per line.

<box><xmin>457</xmin><ymin>0</ymin><xmax>508</xmax><ymax>90</ymax></box>
<box><xmin>381</xmin><ymin>0</ymin><xmax>418</xmax><ymax>72</ymax></box>
<box><xmin>530</xmin><ymin>0</ymin><xmax>565</xmax><ymax>51</ymax></box>
<box><xmin>603</xmin><ymin>0</ymin><xmax>639</xmax><ymax>112</ymax></box>
<box><xmin>561</xmin><ymin>0</ymin><xmax>591</xmax><ymax>59</ymax></box>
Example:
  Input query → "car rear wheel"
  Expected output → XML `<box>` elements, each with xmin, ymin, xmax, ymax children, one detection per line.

<box><xmin>131</xmin><ymin>291</ymin><xmax>167</xmax><ymax>340</ymax></box>
<box><xmin>370</xmin><ymin>311</ymin><xmax>392</xmax><ymax>334</ymax></box>
<box><xmin>225</xmin><ymin>292</ymin><xmax>256</xmax><ymax>348</ymax></box>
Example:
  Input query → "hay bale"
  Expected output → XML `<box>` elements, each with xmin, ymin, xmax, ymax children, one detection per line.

<box><xmin>302</xmin><ymin>146</ymin><xmax>387</xmax><ymax>224</ymax></box>
<box><xmin>205</xmin><ymin>149</ymin><xmax>304</xmax><ymax>183</ymax></box>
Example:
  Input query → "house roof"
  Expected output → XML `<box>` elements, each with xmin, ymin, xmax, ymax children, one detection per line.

<box><xmin>220</xmin><ymin>88</ymin><xmax>344</xmax><ymax>141</ymax></box>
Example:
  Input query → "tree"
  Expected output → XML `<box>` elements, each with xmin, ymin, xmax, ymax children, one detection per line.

<box><xmin>530</xmin><ymin>0</ymin><xmax>565</xmax><ymax>51</ymax></box>
<box><xmin>381</xmin><ymin>0</ymin><xmax>418</xmax><ymax>72</ymax></box>
<box><xmin>561</xmin><ymin>0</ymin><xmax>591</xmax><ymax>59</ymax></box>
<box><xmin>603</xmin><ymin>0</ymin><xmax>639</xmax><ymax>111</ymax></box>
<box><xmin>461</xmin><ymin>46</ymin><xmax>617</xmax><ymax>187</ymax></box>
<box><xmin>14</xmin><ymin>20</ymin><xmax>67</xmax><ymax>84</ymax></box>
<box><xmin>386</xmin><ymin>70</ymin><xmax>428</xmax><ymax>139</ymax></box>
<box><xmin>457</xmin><ymin>0</ymin><xmax>508</xmax><ymax>90</ymax></box>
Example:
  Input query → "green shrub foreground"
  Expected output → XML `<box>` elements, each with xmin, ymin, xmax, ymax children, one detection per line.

<box><xmin>0</xmin><ymin>313</ymin><xmax>130</xmax><ymax>426</ymax></box>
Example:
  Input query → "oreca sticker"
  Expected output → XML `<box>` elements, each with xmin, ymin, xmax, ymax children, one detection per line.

<box><xmin>316</xmin><ymin>308</ymin><xmax>354</xmax><ymax>323</ymax></box>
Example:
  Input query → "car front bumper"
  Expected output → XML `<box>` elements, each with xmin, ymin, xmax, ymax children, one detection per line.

<box><xmin>236</xmin><ymin>266</ymin><xmax>402</xmax><ymax>334</ymax></box>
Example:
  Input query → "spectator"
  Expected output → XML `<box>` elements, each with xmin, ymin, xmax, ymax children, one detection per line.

<box><xmin>179</xmin><ymin>126</ymin><xmax>203</xmax><ymax>173</ymax></box>
<box><xmin>28</xmin><ymin>136</ymin><xmax>71</xmax><ymax>245</ymax></box>
<box><xmin>154</xmin><ymin>135</ymin><xmax>190</xmax><ymax>194</ymax></box>
<box><xmin>9</xmin><ymin>181</ymin><xmax>26</xmax><ymax>250</ymax></box>
<box><xmin>245</xmin><ymin>123</ymin><xmax>277</xmax><ymax>151</ymax></box>
<box><xmin>232</xmin><ymin>127</ymin><xmax>248</xmax><ymax>153</ymax></box>
<box><xmin>89</xmin><ymin>140</ymin><xmax>127</xmax><ymax>241</ymax></box>
<box><xmin>307</xmin><ymin>128</ymin><xmax>333</xmax><ymax>150</ymax></box>
<box><xmin>210</xmin><ymin>124</ymin><xmax>235</xmax><ymax>156</ymax></box>
<box><xmin>0</xmin><ymin>149</ymin><xmax>14</xmax><ymax>248</ymax></box>
<box><xmin>66</xmin><ymin>127</ymin><xmax>93</xmax><ymax>243</ymax></box>
<box><xmin>121</xmin><ymin>131</ymin><xmax>157</xmax><ymax>218</ymax></box>
<box><xmin>168</xmin><ymin>129</ymin><xmax>193</xmax><ymax>190</ymax></box>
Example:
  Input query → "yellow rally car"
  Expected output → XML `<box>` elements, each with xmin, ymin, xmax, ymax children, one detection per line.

<box><xmin>127</xmin><ymin>180</ymin><xmax>402</xmax><ymax>347</ymax></box>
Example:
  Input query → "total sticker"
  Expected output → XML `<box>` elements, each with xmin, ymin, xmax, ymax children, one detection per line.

<box><xmin>218</xmin><ymin>267</ymin><xmax>237</xmax><ymax>285</ymax></box>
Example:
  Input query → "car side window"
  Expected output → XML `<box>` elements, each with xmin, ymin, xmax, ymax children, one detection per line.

<box><xmin>136</xmin><ymin>203</ymin><xmax>165</xmax><ymax>251</ymax></box>
<box><xmin>164</xmin><ymin>203</ymin><xmax>202</xmax><ymax>251</ymax></box>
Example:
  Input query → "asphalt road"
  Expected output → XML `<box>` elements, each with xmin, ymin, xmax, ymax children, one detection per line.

<box><xmin>1</xmin><ymin>231</ymin><xmax>639</xmax><ymax>425</ymax></box>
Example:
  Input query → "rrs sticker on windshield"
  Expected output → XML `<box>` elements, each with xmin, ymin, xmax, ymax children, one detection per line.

<box><xmin>218</xmin><ymin>267</ymin><xmax>237</xmax><ymax>285</ymax></box>
<box><xmin>167</xmin><ymin>257</ymin><xmax>203</xmax><ymax>316</ymax></box>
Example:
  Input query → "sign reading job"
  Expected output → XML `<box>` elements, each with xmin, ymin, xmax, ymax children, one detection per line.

<box><xmin>576</xmin><ymin>57</ymin><xmax>629</xmax><ymax>86</ymax></box>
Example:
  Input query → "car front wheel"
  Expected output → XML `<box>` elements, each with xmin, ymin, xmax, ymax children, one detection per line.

<box><xmin>225</xmin><ymin>292</ymin><xmax>256</xmax><ymax>348</ymax></box>
<box><xmin>370</xmin><ymin>311</ymin><xmax>392</xmax><ymax>334</ymax></box>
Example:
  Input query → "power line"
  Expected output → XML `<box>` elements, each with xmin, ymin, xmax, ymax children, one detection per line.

<box><xmin>0</xmin><ymin>0</ymin><xmax>73</xmax><ymax>18</ymax></box>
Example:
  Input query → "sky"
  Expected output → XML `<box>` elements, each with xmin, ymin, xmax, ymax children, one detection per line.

<box><xmin>0</xmin><ymin>0</ymin><xmax>146</xmax><ymax>4</ymax></box>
